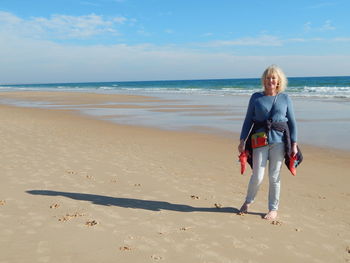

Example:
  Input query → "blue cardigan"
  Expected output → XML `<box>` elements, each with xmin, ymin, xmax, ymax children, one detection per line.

<box><xmin>240</xmin><ymin>92</ymin><xmax>297</xmax><ymax>144</ymax></box>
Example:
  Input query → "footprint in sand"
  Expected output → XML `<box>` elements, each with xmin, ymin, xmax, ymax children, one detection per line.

<box><xmin>65</xmin><ymin>170</ymin><xmax>77</xmax><ymax>175</ymax></box>
<box><xmin>271</xmin><ymin>220</ymin><xmax>282</xmax><ymax>226</ymax></box>
<box><xmin>58</xmin><ymin>212</ymin><xmax>85</xmax><ymax>222</ymax></box>
<box><xmin>119</xmin><ymin>246</ymin><xmax>132</xmax><ymax>251</ymax></box>
<box><xmin>85</xmin><ymin>220</ymin><xmax>98</xmax><ymax>227</ymax></box>
<box><xmin>49</xmin><ymin>203</ymin><xmax>60</xmax><ymax>209</ymax></box>
<box><xmin>214</xmin><ymin>203</ymin><xmax>222</xmax><ymax>209</ymax></box>
<box><xmin>190</xmin><ymin>195</ymin><xmax>200</xmax><ymax>200</ymax></box>
<box><xmin>151</xmin><ymin>255</ymin><xmax>163</xmax><ymax>261</ymax></box>
<box><xmin>180</xmin><ymin>226</ymin><xmax>192</xmax><ymax>231</ymax></box>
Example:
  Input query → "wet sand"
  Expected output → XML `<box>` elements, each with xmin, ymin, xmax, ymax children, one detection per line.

<box><xmin>0</xmin><ymin>92</ymin><xmax>349</xmax><ymax>263</ymax></box>
<box><xmin>1</xmin><ymin>91</ymin><xmax>350</xmax><ymax>151</ymax></box>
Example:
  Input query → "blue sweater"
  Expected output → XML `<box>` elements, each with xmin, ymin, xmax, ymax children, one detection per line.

<box><xmin>240</xmin><ymin>92</ymin><xmax>297</xmax><ymax>144</ymax></box>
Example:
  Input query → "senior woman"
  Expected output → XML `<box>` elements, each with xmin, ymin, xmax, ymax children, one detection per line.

<box><xmin>238</xmin><ymin>65</ymin><xmax>298</xmax><ymax>220</ymax></box>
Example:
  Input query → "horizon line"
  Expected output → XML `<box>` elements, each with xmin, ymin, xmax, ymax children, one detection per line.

<box><xmin>1</xmin><ymin>75</ymin><xmax>349</xmax><ymax>86</ymax></box>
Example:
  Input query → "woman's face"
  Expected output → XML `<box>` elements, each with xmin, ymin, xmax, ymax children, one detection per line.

<box><xmin>264</xmin><ymin>74</ymin><xmax>279</xmax><ymax>94</ymax></box>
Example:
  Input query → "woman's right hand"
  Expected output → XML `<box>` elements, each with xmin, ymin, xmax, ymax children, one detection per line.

<box><xmin>238</xmin><ymin>140</ymin><xmax>245</xmax><ymax>153</ymax></box>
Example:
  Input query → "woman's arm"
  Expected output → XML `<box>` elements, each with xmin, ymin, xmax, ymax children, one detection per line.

<box><xmin>286</xmin><ymin>95</ymin><xmax>298</xmax><ymax>155</ymax></box>
<box><xmin>238</xmin><ymin>94</ymin><xmax>255</xmax><ymax>152</ymax></box>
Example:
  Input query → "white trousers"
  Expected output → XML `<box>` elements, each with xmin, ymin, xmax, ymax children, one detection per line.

<box><xmin>245</xmin><ymin>143</ymin><xmax>285</xmax><ymax>211</ymax></box>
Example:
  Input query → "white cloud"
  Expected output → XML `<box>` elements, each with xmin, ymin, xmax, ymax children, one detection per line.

<box><xmin>303</xmin><ymin>20</ymin><xmax>336</xmax><ymax>32</ymax></box>
<box><xmin>287</xmin><ymin>38</ymin><xmax>306</xmax><ymax>43</ymax></box>
<box><xmin>307</xmin><ymin>2</ymin><xmax>335</xmax><ymax>9</ymax></box>
<box><xmin>80</xmin><ymin>1</ymin><xmax>100</xmax><ymax>7</ymax></box>
<box><xmin>332</xmin><ymin>37</ymin><xmax>350</xmax><ymax>42</ymax></box>
<box><xmin>204</xmin><ymin>35</ymin><xmax>283</xmax><ymax>47</ymax></box>
<box><xmin>201</xmin><ymin>32</ymin><xmax>213</xmax><ymax>37</ymax></box>
<box><xmin>0</xmin><ymin>11</ymin><xmax>22</xmax><ymax>24</ymax></box>
<box><xmin>32</xmin><ymin>14</ymin><xmax>118</xmax><ymax>38</ymax></box>
<box><xmin>285</xmin><ymin>37</ymin><xmax>350</xmax><ymax>44</ymax></box>
<box><xmin>321</xmin><ymin>20</ymin><xmax>336</xmax><ymax>31</ymax></box>
<box><xmin>304</xmin><ymin>22</ymin><xmax>312</xmax><ymax>32</ymax></box>
<box><xmin>158</xmin><ymin>11</ymin><xmax>173</xmax><ymax>16</ymax></box>
<box><xmin>113</xmin><ymin>16</ymin><xmax>127</xmax><ymax>24</ymax></box>
<box><xmin>0</xmin><ymin>11</ymin><xmax>127</xmax><ymax>39</ymax></box>
<box><xmin>137</xmin><ymin>29</ymin><xmax>151</xmax><ymax>36</ymax></box>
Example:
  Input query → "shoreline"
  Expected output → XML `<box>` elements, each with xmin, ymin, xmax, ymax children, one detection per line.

<box><xmin>0</xmin><ymin>92</ymin><xmax>349</xmax><ymax>262</ymax></box>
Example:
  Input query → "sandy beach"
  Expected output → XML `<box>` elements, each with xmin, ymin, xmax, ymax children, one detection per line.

<box><xmin>0</xmin><ymin>92</ymin><xmax>349</xmax><ymax>263</ymax></box>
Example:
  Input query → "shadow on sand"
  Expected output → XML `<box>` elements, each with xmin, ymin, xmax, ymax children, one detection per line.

<box><xmin>27</xmin><ymin>190</ymin><xmax>239</xmax><ymax>214</ymax></box>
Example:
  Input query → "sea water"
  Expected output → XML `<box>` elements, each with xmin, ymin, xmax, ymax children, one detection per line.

<box><xmin>1</xmin><ymin>76</ymin><xmax>350</xmax><ymax>99</ymax></box>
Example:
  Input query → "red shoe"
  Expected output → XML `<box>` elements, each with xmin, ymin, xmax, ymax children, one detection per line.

<box><xmin>239</xmin><ymin>151</ymin><xmax>248</xmax><ymax>175</ymax></box>
<box><xmin>289</xmin><ymin>154</ymin><xmax>297</xmax><ymax>176</ymax></box>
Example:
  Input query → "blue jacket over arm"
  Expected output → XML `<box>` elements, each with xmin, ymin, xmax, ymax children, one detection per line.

<box><xmin>240</xmin><ymin>92</ymin><xmax>297</xmax><ymax>144</ymax></box>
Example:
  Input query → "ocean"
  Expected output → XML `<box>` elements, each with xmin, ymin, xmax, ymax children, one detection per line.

<box><xmin>1</xmin><ymin>76</ymin><xmax>350</xmax><ymax>151</ymax></box>
<box><xmin>1</xmin><ymin>76</ymin><xmax>350</xmax><ymax>99</ymax></box>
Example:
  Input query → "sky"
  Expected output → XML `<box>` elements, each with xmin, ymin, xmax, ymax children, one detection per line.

<box><xmin>0</xmin><ymin>0</ymin><xmax>349</xmax><ymax>84</ymax></box>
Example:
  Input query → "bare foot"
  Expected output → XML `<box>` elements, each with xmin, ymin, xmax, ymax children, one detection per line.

<box><xmin>264</xmin><ymin>210</ymin><xmax>278</xmax><ymax>220</ymax></box>
<box><xmin>238</xmin><ymin>202</ymin><xmax>250</xmax><ymax>215</ymax></box>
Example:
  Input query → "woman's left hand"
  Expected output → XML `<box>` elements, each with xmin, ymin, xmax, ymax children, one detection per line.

<box><xmin>292</xmin><ymin>143</ymin><xmax>298</xmax><ymax>157</ymax></box>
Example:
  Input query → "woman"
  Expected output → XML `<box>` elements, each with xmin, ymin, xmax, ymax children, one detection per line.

<box><xmin>238</xmin><ymin>65</ymin><xmax>298</xmax><ymax>220</ymax></box>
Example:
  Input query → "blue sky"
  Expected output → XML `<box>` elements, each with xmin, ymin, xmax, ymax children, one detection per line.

<box><xmin>0</xmin><ymin>0</ymin><xmax>349</xmax><ymax>83</ymax></box>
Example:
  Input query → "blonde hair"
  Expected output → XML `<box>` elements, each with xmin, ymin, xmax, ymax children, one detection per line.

<box><xmin>261</xmin><ymin>65</ymin><xmax>288</xmax><ymax>93</ymax></box>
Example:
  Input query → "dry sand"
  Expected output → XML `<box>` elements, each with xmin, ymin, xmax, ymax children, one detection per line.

<box><xmin>0</xmin><ymin>92</ymin><xmax>349</xmax><ymax>263</ymax></box>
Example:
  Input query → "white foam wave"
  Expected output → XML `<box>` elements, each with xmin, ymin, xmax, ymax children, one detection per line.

<box><xmin>304</xmin><ymin>86</ymin><xmax>350</xmax><ymax>92</ymax></box>
<box><xmin>1</xmin><ymin>84</ymin><xmax>350</xmax><ymax>99</ymax></box>
<box><xmin>98</xmin><ymin>86</ymin><xmax>114</xmax><ymax>90</ymax></box>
